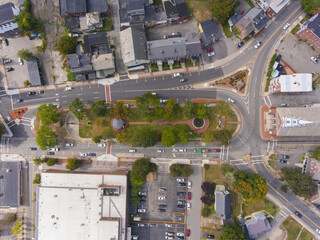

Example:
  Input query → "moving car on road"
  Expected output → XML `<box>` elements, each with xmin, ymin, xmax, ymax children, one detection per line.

<box><xmin>28</xmin><ymin>92</ymin><xmax>36</xmax><ymax>96</ymax></box>
<box><xmin>29</xmin><ymin>147</ymin><xmax>37</xmax><ymax>151</ymax></box>
<box><xmin>98</xmin><ymin>143</ymin><xmax>106</xmax><ymax>147</ymax></box>
<box><xmin>180</xmin><ymin>78</ymin><xmax>187</xmax><ymax>82</ymax></box>
<box><xmin>254</xmin><ymin>41</ymin><xmax>262</xmax><ymax>49</ymax></box>
<box><xmin>16</xmin><ymin>99</ymin><xmax>23</xmax><ymax>103</ymax></box>
<box><xmin>238</xmin><ymin>41</ymin><xmax>245</xmax><ymax>48</ymax></box>
<box><xmin>173</xmin><ymin>73</ymin><xmax>182</xmax><ymax>78</ymax></box>
<box><xmin>227</xmin><ymin>98</ymin><xmax>235</xmax><ymax>103</ymax></box>
<box><xmin>295</xmin><ymin>211</ymin><xmax>302</xmax><ymax>218</ymax></box>
<box><xmin>283</xmin><ymin>23</ymin><xmax>290</xmax><ymax>30</ymax></box>
<box><xmin>157</xmin><ymin>149</ymin><xmax>165</xmax><ymax>153</ymax></box>
<box><xmin>50</xmin><ymin>148</ymin><xmax>60</xmax><ymax>151</ymax></box>
<box><xmin>129</xmin><ymin>149</ymin><xmax>137</xmax><ymax>152</ymax></box>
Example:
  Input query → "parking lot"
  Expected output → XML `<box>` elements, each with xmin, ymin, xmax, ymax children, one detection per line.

<box><xmin>0</xmin><ymin>37</ymin><xmax>42</xmax><ymax>88</ymax></box>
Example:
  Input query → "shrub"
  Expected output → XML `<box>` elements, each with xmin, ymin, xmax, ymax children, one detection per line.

<box><xmin>46</xmin><ymin>158</ymin><xmax>56</xmax><ymax>166</ymax></box>
<box><xmin>201</xmin><ymin>206</ymin><xmax>212</xmax><ymax>217</ymax></box>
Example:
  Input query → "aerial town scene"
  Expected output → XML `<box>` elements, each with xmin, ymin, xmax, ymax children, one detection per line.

<box><xmin>0</xmin><ymin>0</ymin><xmax>319</xmax><ymax>239</ymax></box>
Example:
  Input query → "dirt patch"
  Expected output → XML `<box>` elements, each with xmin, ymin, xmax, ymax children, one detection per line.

<box><xmin>184</xmin><ymin>0</ymin><xmax>213</xmax><ymax>23</ymax></box>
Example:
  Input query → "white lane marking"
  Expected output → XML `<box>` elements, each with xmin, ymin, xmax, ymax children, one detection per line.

<box><xmin>10</xmin><ymin>95</ymin><xmax>13</xmax><ymax>110</ymax></box>
<box><xmin>78</xmin><ymin>93</ymin><xmax>83</xmax><ymax>96</ymax></box>
<box><xmin>93</xmin><ymin>92</ymin><xmax>99</xmax><ymax>94</ymax></box>
<box><xmin>279</xmin><ymin>211</ymin><xmax>287</xmax><ymax>218</ymax></box>
<box><xmin>235</xmin><ymin>163</ymin><xmax>248</xmax><ymax>166</ymax></box>
<box><xmin>251</xmin><ymin>155</ymin><xmax>264</xmax><ymax>158</ymax></box>
<box><xmin>283</xmin><ymin>206</ymin><xmax>292</xmax><ymax>214</ymax></box>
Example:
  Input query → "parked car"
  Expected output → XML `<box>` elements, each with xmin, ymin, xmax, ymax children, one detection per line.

<box><xmin>295</xmin><ymin>211</ymin><xmax>302</xmax><ymax>218</ymax></box>
<box><xmin>140</xmin><ymin>196</ymin><xmax>147</xmax><ymax>200</ymax></box>
<box><xmin>179</xmin><ymin>149</ymin><xmax>187</xmax><ymax>152</ymax></box>
<box><xmin>50</xmin><ymin>148</ymin><xmax>60</xmax><ymax>151</ymax></box>
<box><xmin>165</xmin><ymin>236</ymin><xmax>173</xmax><ymax>240</ymax></box>
<box><xmin>187</xmin><ymin>202</ymin><xmax>191</xmax><ymax>210</ymax></box>
<box><xmin>227</xmin><ymin>97</ymin><xmax>235</xmax><ymax>103</ymax></box>
<box><xmin>316</xmin><ymin>228</ymin><xmax>320</xmax><ymax>235</ymax></box>
<box><xmin>206</xmin><ymin>234</ymin><xmax>215</xmax><ymax>239</ymax></box>
<box><xmin>16</xmin><ymin>99</ymin><xmax>23</xmax><ymax>103</ymax></box>
<box><xmin>280</xmin><ymin>159</ymin><xmax>287</xmax><ymax>163</ymax></box>
<box><xmin>208</xmin><ymin>52</ymin><xmax>215</xmax><ymax>57</ymax></box>
<box><xmin>166</xmin><ymin>232</ymin><xmax>174</xmax><ymax>236</ymax></box>
<box><xmin>37</xmin><ymin>90</ymin><xmax>44</xmax><ymax>94</ymax></box>
<box><xmin>47</xmin><ymin>152</ymin><xmax>55</xmax><ymax>155</ymax></box>
<box><xmin>3</xmin><ymin>59</ymin><xmax>11</xmax><ymax>64</ymax></box>
<box><xmin>254</xmin><ymin>41</ymin><xmax>262</xmax><ymax>49</ymax></box>
<box><xmin>157</xmin><ymin>149</ymin><xmax>165</xmax><ymax>153</ymax></box>
<box><xmin>149</xmin><ymin>224</ymin><xmax>156</xmax><ymax>227</ymax></box>
<box><xmin>80</xmin><ymin>153</ymin><xmax>87</xmax><ymax>156</ymax></box>
<box><xmin>212</xmin><ymin>149</ymin><xmax>221</xmax><ymax>152</ymax></box>
<box><xmin>187</xmin><ymin>229</ymin><xmax>191</xmax><ymax>237</ymax></box>
<box><xmin>311</xmin><ymin>57</ymin><xmax>319</xmax><ymax>64</ymax></box>
<box><xmin>177</xmin><ymin>204</ymin><xmax>185</xmax><ymax>208</ymax></box>
<box><xmin>165</xmin><ymin>224</ymin><xmax>173</xmax><ymax>227</ymax></box>
<box><xmin>178</xmin><ymin>182</ymin><xmax>186</xmax><ymax>186</ymax></box>
<box><xmin>177</xmin><ymin>200</ymin><xmax>186</xmax><ymax>204</ymax></box>
<box><xmin>158</xmin><ymin>196</ymin><xmax>166</xmax><ymax>200</ymax></box>
<box><xmin>188</xmin><ymin>181</ymin><xmax>192</xmax><ymax>189</ymax></box>
<box><xmin>205</xmin><ymin>48</ymin><xmax>212</xmax><ymax>52</ymax></box>
<box><xmin>158</xmin><ymin>208</ymin><xmax>166</xmax><ymax>212</ymax></box>
<box><xmin>65</xmin><ymin>143</ymin><xmax>73</xmax><ymax>147</ymax></box>
<box><xmin>159</xmin><ymin>204</ymin><xmax>167</xmax><ymax>208</ymax></box>
<box><xmin>28</xmin><ymin>92</ymin><xmax>36</xmax><ymax>96</ymax></box>
<box><xmin>6</xmin><ymin>67</ymin><xmax>14</xmax><ymax>72</ymax></box>
<box><xmin>137</xmin><ymin>223</ymin><xmax>145</xmax><ymax>227</ymax></box>
<box><xmin>129</xmin><ymin>149</ymin><xmax>137</xmax><ymax>152</ymax></box>
<box><xmin>88</xmin><ymin>153</ymin><xmax>96</xmax><ymax>156</ymax></box>
<box><xmin>177</xmin><ymin>178</ymin><xmax>185</xmax><ymax>182</ymax></box>
<box><xmin>188</xmin><ymin>192</ymin><xmax>192</xmax><ymax>201</ymax></box>
<box><xmin>283</xmin><ymin>22</ymin><xmax>290</xmax><ymax>30</ymax></box>
<box><xmin>180</xmin><ymin>78</ymin><xmax>187</xmax><ymax>82</ymax></box>
<box><xmin>98</xmin><ymin>143</ymin><xmax>106</xmax><ymax>147</ymax></box>
<box><xmin>177</xmin><ymin>232</ymin><xmax>184</xmax><ymax>237</ymax></box>
<box><xmin>65</xmin><ymin>87</ymin><xmax>73</xmax><ymax>91</ymax></box>
<box><xmin>282</xmin><ymin>155</ymin><xmax>289</xmax><ymax>159</ymax></box>
<box><xmin>4</xmin><ymin>39</ymin><xmax>8</xmax><ymax>46</ymax></box>
<box><xmin>132</xmin><ymin>235</ymin><xmax>138</xmax><ymax>240</ymax></box>
<box><xmin>140</xmin><ymin>200</ymin><xmax>146</xmax><ymax>204</ymax></box>
<box><xmin>159</xmin><ymin>188</ymin><xmax>166</xmax><ymax>192</ymax></box>
<box><xmin>29</xmin><ymin>147</ymin><xmax>37</xmax><ymax>151</ymax></box>
<box><xmin>173</xmin><ymin>73</ymin><xmax>182</xmax><ymax>78</ymax></box>
<box><xmin>138</xmin><ymin>192</ymin><xmax>147</xmax><ymax>196</ymax></box>
<box><xmin>18</xmin><ymin>58</ymin><xmax>23</xmax><ymax>65</ymax></box>
<box><xmin>137</xmin><ymin>208</ymin><xmax>146</xmax><ymax>213</ymax></box>
<box><xmin>237</xmin><ymin>41</ymin><xmax>245</xmax><ymax>48</ymax></box>
<box><xmin>177</xmin><ymin>192</ymin><xmax>186</xmax><ymax>196</ymax></box>
<box><xmin>276</xmin><ymin>54</ymin><xmax>282</xmax><ymax>62</ymax></box>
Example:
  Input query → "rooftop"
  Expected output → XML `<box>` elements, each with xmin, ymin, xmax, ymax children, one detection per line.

<box><xmin>87</xmin><ymin>0</ymin><xmax>108</xmax><ymax>13</ymax></box>
<box><xmin>27</xmin><ymin>57</ymin><xmax>42</xmax><ymax>86</ymax></box>
<box><xmin>245</xmin><ymin>213</ymin><xmax>271</xmax><ymax>239</ymax></box>
<box><xmin>214</xmin><ymin>185</ymin><xmax>231</xmax><ymax>220</ymax></box>
<box><xmin>306</xmin><ymin>12</ymin><xmax>320</xmax><ymax>39</ymax></box>
<box><xmin>59</xmin><ymin>0</ymin><xmax>87</xmax><ymax>16</ymax></box>
<box><xmin>0</xmin><ymin>3</ymin><xmax>19</xmax><ymax>25</ymax></box>
<box><xmin>37</xmin><ymin>171</ymin><xmax>128</xmax><ymax>240</ymax></box>
<box><xmin>270</xmin><ymin>74</ymin><xmax>312</xmax><ymax>93</ymax></box>
<box><xmin>200</xmin><ymin>19</ymin><xmax>221</xmax><ymax>45</ymax></box>
<box><xmin>84</xmin><ymin>32</ymin><xmax>108</xmax><ymax>54</ymax></box>
<box><xmin>68</xmin><ymin>53</ymin><xmax>93</xmax><ymax>73</ymax></box>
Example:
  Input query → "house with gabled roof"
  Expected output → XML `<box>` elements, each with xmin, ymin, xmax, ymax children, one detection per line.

<box><xmin>244</xmin><ymin>213</ymin><xmax>271</xmax><ymax>239</ymax></box>
<box><xmin>199</xmin><ymin>19</ymin><xmax>221</xmax><ymax>46</ymax></box>
<box><xmin>214</xmin><ymin>185</ymin><xmax>231</xmax><ymax>220</ymax></box>
<box><xmin>0</xmin><ymin>2</ymin><xmax>20</xmax><ymax>37</ymax></box>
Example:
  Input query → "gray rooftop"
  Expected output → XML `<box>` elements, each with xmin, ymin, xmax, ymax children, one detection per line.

<box><xmin>0</xmin><ymin>161</ymin><xmax>21</xmax><ymax>208</ymax></box>
<box><xmin>276</xmin><ymin>106</ymin><xmax>320</xmax><ymax>137</ymax></box>
<box><xmin>307</xmin><ymin>12</ymin><xmax>320</xmax><ymax>38</ymax></box>
<box><xmin>87</xmin><ymin>0</ymin><xmax>108</xmax><ymax>13</ymax></box>
<box><xmin>68</xmin><ymin>53</ymin><xmax>93</xmax><ymax>73</ymax></box>
<box><xmin>214</xmin><ymin>188</ymin><xmax>231</xmax><ymax>220</ymax></box>
<box><xmin>245</xmin><ymin>213</ymin><xmax>271</xmax><ymax>239</ymax></box>
<box><xmin>200</xmin><ymin>19</ymin><xmax>221</xmax><ymax>45</ymax></box>
<box><xmin>84</xmin><ymin>32</ymin><xmax>108</xmax><ymax>53</ymax></box>
<box><xmin>131</xmin><ymin>25</ymin><xmax>148</xmax><ymax>60</ymax></box>
<box><xmin>147</xmin><ymin>37</ymin><xmax>186</xmax><ymax>61</ymax></box>
<box><xmin>27</xmin><ymin>57</ymin><xmax>42</xmax><ymax>86</ymax></box>
<box><xmin>0</xmin><ymin>3</ymin><xmax>16</xmax><ymax>24</ymax></box>
<box><xmin>229</xmin><ymin>11</ymin><xmax>242</xmax><ymax>27</ymax></box>
<box><xmin>59</xmin><ymin>0</ymin><xmax>87</xmax><ymax>16</ymax></box>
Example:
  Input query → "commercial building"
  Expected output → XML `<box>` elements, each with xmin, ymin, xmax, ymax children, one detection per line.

<box><xmin>26</xmin><ymin>57</ymin><xmax>43</xmax><ymax>87</ymax></box>
<box><xmin>269</xmin><ymin>73</ymin><xmax>312</xmax><ymax>93</ymax></box>
<box><xmin>254</xmin><ymin>0</ymin><xmax>290</xmax><ymax>18</ymax></box>
<box><xmin>0</xmin><ymin>3</ymin><xmax>20</xmax><ymax>37</ymax></box>
<box><xmin>36</xmin><ymin>170</ymin><xmax>129</xmax><ymax>240</ymax></box>
<box><xmin>297</xmin><ymin>12</ymin><xmax>320</xmax><ymax>54</ymax></box>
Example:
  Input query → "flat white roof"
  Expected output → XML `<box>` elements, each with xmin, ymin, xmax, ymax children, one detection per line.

<box><xmin>37</xmin><ymin>172</ymin><xmax>128</xmax><ymax>240</ymax></box>
<box><xmin>279</xmin><ymin>74</ymin><xmax>312</xmax><ymax>92</ymax></box>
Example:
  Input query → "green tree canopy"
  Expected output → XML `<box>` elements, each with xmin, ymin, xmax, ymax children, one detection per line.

<box><xmin>163</xmin><ymin>99</ymin><xmax>181</xmax><ymax>120</ymax></box>
<box><xmin>91</xmin><ymin>100</ymin><xmax>108</xmax><ymax>117</ymax></box>
<box><xmin>37</xmin><ymin>103</ymin><xmax>59</xmax><ymax>125</ymax></box>
<box><xmin>202</xmin><ymin>130</ymin><xmax>214</xmax><ymax>143</ymax></box>
<box><xmin>215</xmin><ymin>101</ymin><xmax>233</xmax><ymax>116</ymax></box>
<box><xmin>33</xmin><ymin>157</ymin><xmax>46</xmax><ymax>166</ymax></box>
<box><xmin>92</xmin><ymin>135</ymin><xmax>102</xmax><ymax>143</ymax></box>
<box><xmin>67</xmin><ymin>72</ymin><xmax>76</xmax><ymax>81</ymax></box>
<box><xmin>169</xmin><ymin>164</ymin><xmax>193</xmax><ymax>177</ymax></box>
<box><xmin>69</xmin><ymin>98</ymin><xmax>84</xmax><ymax>120</ymax></box>
<box><xmin>176</xmin><ymin>125</ymin><xmax>190</xmax><ymax>145</ymax></box>
<box><xmin>66</xmin><ymin>158</ymin><xmax>80</xmax><ymax>171</ymax></box>
<box><xmin>135</xmin><ymin>92</ymin><xmax>160</xmax><ymax>121</ymax></box>
<box><xmin>233</xmin><ymin>171</ymin><xmax>268</xmax><ymax>202</ymax></box>
<box><xmin>215</xmin><ymin>129</ymin><xmax>232</xmax><ymax>146</ymax></box>
<box><xmin>14</xmin><ymin>11</ymin><xmax>36</xmax><ymax>33</ymax></box>
<box><xmin>183</xmin><ymin>101</ymin><xmax>197</xmax><ymax>118</ymax></box>
<box><xmin>135</xmin><ymin>127</ymin><xmax>158</xmax><ymax>147</ymax></box>
<box><xmin>221</xmin><ymin>223</ymin><xmax>247</xmax><ymax>240</ymax></box>
<box><xmin>17</xmin><ymin>49</ymin><xmax>34</xmax><ymax>60</ymax></box>
<box><xmin>311</xmin><ymin>147</ymin><xmax>320</xmax><ymax>159</ymax></box>
<box><xmin>11</xmin><ymin>219</ymin><xmax>22</xmax><ymax>236</ymax></box>
<box><xmin>201</xmin><ymin>206</ymin><xmax>212</xmax><ymax>217</ymax></box>
<box><xmin>131</xmin><ymin>158</ymin><xmax>151</xmax><ymax>184</ymax></box>
<box><xmin>113</xmin><ymin>101</ymin><xmax>130</xmax><ymax>119</ymax></box>
<box><xmin>301</xmin><ymin>0</ymin><xmax>320</xmax><ymax>14</ymax></box>
<box><xmin>46</xmin><ymin>158</ymin><xmax>56</xmax><ymax>166</ymax></box>
<box><xmin>33</xmin><ymin>173</ymin><xmax>41</xmax><ymax>184</ymax></box>
<box><xmin>196</xmin><ymin>106</ymin><xmax>208</xmax><ymax>119</ymax></box>
<box><xmin>57</xmin><ymin>35</ymin><xmax>77</xmax><ymax>55</ymax></box>
<box><xmin>161</xmin><ymin>128</ymin><xmax>177</xmax><ymax>147</ymax></box>
<box><xmin>281</xmin><ymin>167</ymin><xmax>317</xmax><ymax>199</ymax></box>
<box><xmin>212</xmin><ymin>0</ymin><xmax>237</xmax><ymax>23</ymax></box>
<box><xmin>35</xmin><ymin>125</ymin><xmax>60</xmax><ymax>150</ymax></box>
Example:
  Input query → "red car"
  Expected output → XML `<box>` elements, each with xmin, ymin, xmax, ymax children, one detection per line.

<box><xmin>187</xmin><ymin>229</ymin><xmax>190</xmax><ymax>237</ymax></box>
<box><xmin>205</xmin><ymin>48</ymin><xmax>212</xmax><ymax>52</ymax></box>
<box><xmin>212</xmin><ymin>149</ymin><xmax>221</xmax><ymax>152</ymax></box>
<box><xmin>188</xmin><ymin>192</ymin><xmax>191</xmax><ymax>201</ymax></box>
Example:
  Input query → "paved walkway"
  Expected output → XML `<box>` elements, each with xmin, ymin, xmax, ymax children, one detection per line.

<box><xmin>128</xmin><ymin>118</ymin><xmax>210</xmax><ymax>134</ymax></box>
<box><xmin>65</xmin><ymin>111</ymin><xmax>91</xmax><ymax>142</ymax></box>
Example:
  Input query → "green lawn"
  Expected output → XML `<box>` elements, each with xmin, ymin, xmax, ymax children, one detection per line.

<box><xmin>300</xmin><ymin>228</ymin><xmax>314</xmax><ymax>240</ymax></box>
<box><xmin>282</xmin><ymin>217</ymin><xmax>303</xmax><ymax>240</ymax></box>
<box><xmin>268</xmin><ymin>160</ymin><xmax>276</xmax><ymax>169</ymax></box>
<box><xmin>172</xmin><ymin>61</ymin><xmax>182</xmax><ymax>69</ymax></box>
<box><xmin>151</xmin><ymin>63</ymin><xmax>159</xmax><ymax>72</ymax></box>
<box><xmin>185</xmin><ymin>59</ymin><xmax>193</xmax><ymax>67</ymax></box>
<box><xmin>222</xmin><ymin>22</ymin><xmax>233</xmax><ymax>38</ymax></box>
<box><xmin>162</xmin><ymin>62</ymin><xmax>170</xmax><ymax>70</ymax></box>
<box><xmin>245</xmin><ymin>199</ymin><xmax>278</xmax><ymax>217</ymax></box>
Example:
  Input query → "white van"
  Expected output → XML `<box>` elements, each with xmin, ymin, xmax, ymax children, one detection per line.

<box><xmin>65</xmin><ymin>87</ymin><xmax>72</xmax><ymax>91</ymax></box>
<box><xmin>129</xmin><ymin>149</ymin><xmax>137</xmax><ymax>153</ymax></box>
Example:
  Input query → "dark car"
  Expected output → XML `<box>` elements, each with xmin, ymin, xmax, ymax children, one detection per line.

<box><xmin>4</xmin><ymin>39</ymin><xmax>8</xmax><ymax>46</ymax></box>
<box><xmin>88</xmin><ymin>153</ymin><xmax>96</xmax><ymax>156</ymax></box>
<box><xmin>159</xmin><ymin>204</ymin><xmax>167</xmax><ymax>208</ymax></box>
<box><xmin>177</xmin><ymin>205</ymin><xmax>185</xmax><ymax>208</ymax></box>
<box><xmin>178</xmin><ymin>182</ymin><xmax>186</xmax><ymax>186</ymax></box>
<box><xmin>16</xmin><ymin>99</ymin><xmax>23</xmax><ymax>103</ymax></box>
<box><xmin>28</xmin><ymin>92</ymin><xmax>36</xmax><ymax>96</ymax></box>
<box><xmin>3</xmin><ymin>59</ymin><xmax>11</xmax><ymax>64</ymax></box>
<box><xmin>140</xmin><ymin>200</ymin><xmax>146</xmax><ymax>204</ymax></box>
<box><xmin>237</xmin><ymin>41</ymin><xmax>245</xmax><ymax>48</ymax></box>
<box><xmin>282</xmin><ymin>154</ymin><xmax>289</xmax><ymax>159</ymax></box>
<box><xmin>177</xmin><ymin>192</ymin><xmax>186</xmax><ymax>196</ymax></box>
<box><xmin>280</xmin><ymin>159</ymin><xmax>287</xmax><ymax>163</ymax></box>
<box><xmin>37</xmin><ymin>90</ymin><xmax>44</xmax><ymax>94</ymax></box>
<box><xmin>276</xmin><ymin>54</ymin><xmax>282</xmax><ymax>62</ymax></box>
<box><xmin>47</xmin><ymin>152</ymin><xmax>55</xmax><ymax>155</ymax></box>
<box><xmin>29</xmin><ymin>147</ymin><xmax>37</xmax><ymax>151</ymax></box>
<box><xmin>158</xmin><ymin>208</ymin><xmax>166</xmax><ymax>212</ymax></box>
<box><xmin>141</xmin><ymin>196</ymin><xmax>147</xmax><ymax>200</ymax></box>
<box><xmin>207</xmin><ymin>234</ymin><xmax>215</xmax><ymax>239</ymax></box>
<box><xmin>212</xmin><ymin>149</ymin><xmax>221</xmax><ymax>152</ymax></box>
<box><xmin>295</xmin><ymin>211</ymin><xmax>302</xmax><ymax>218</ymax></box>
<box><xmin>6</xmin><ymin>67</ymin><xmax>14</xmax><ymax>72</ymax></box>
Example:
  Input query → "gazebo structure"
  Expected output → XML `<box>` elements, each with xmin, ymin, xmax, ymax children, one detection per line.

<box><xmin>112</xmin><ymin>118</ymin><xmax>125</xmax><ymax>132</ymax></box>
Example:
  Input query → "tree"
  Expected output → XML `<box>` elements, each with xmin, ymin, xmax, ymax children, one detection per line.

<box><xmin>301</xmin><ymin>0</ymin><xmax>320</xmax><ymax>14</ymax></box>
<box><xmin>201</xmin><ymin>195</ymin><xmax>213</xmax><ymax>206</ymax></box>
<box><xmin>17</xmin><ymin>48</ymin><xmax>34</xmax><ymax>60</ymax></box>
<box><xmin>169</xmin><ymin>164</ymin><xmax>193</xmax><ymax>177</ymax></box>
<box><xmin>202</xmin><ymin>130</ymin><xmax>214</xmax><ymax>143</ymax></box>
<box><xmin>280</xmin><ymin>184</ymin><xmax>288</xmax><ymax>193</ymax></box>
<box><xmin>131</xmin><ymin>158</ymin><xmax>151</xmax><ymax>184</ymax></box>
<box><xmin>183</xmin><ymin>101</ymin><xmax>197</xmax><ymax>118</ymax></box>
<box><xmin>92</xmin><ymin>135</ymin><xmax>102</xmax><ymax>143</ymax></box>
<box><xmin>211</xmin><ymin>0</ymin><xmax>237</xmax><ymax>23</ymax></box>
<box><xmin>163</xmin><ymin>99</ymin><xmax>181</xmax><ymax>120</ymax></box>
<box><xmin>91</xmin><ymin>100</ymin><xmax>108</xmax><ymax>117</ymax></box>
<box><xmin>113</xmin><ymin>101</ymin><xmax>129</xmax><ymax>118</ymax></box>
<box><xmin>33</xmin><ymin>173</ymin><xmax>41</xmax><ymax>184</ymax></box>
<box><xmin>36</xmin><ymin>125</ymin><xmax>60</xmax><ymax>150</ymax></box>
<box><xmin>196</xmin><ymin>106</ymin><xmax>208</xmax><ymax>119</ymax></box>
<box><xmin>67</xmin><ymin>72</ymin><xmax>76</xmax><ymax>81</ymax></box>
<box><xmin>215</xmin><ymin>101</ymin><xmax>233</xmax><ymax>116</ymax></box>
<box><xmin>33</xmin><ymin>157</ymin><xmax>46</xmax><ymax>166</ymax></box>
<box><xmin>24</xmin><ymin>80</ymin><xmax>31</xmax><ymax>87</ymax></box>
<box><xmin>37</xmin><ymin>103</ymin><xmax>59</xmax><ymax>125</ymax></box>
<box><xmin>11</xmin><ymin>218</ymin><xmax>22</xmax><ymax>236</ymax></box>
<box><xmin>46</xmin><ymin>158</ymin><xmax>56</xmax><ymax>166</ymax></box>
<box><xmin>14</xmin><ymin>11</ymin><xmax>36</xmax><ymax>33</ymax></box>
<box><xmin>135</xmin><ymin>92</ymin><xmax>160</xmax><ymax>121</ymax></box>
<box><xmin>136</xmin><ymin>127</ymin><xmax>158</xmax><ymax>147</ymax></box>
<box><xmin>170</xmin><ymin>164</ymin><xmax>182</xmax><ymax>177</ymax></box>
<box><xmin>66</xmin><ymin>158</ymin><xmax>80</xmax><ymax>171</ymax></box>
<box><xmin>181</xmin><ymin>164</ymin><xmax>193</xmax><ymax>177</ymax></box>
<box><xmin>161</xmin><ymin>128</ymin><xmax>177</xmax><ymax>147</ymax></box>
<box><xmin>201</xmin><ymin>206</ymin><xmax>212</xmax><ymax>217</ymax></box>
<box><xmin>69</xmin><ymin>98</ymin><xmax>84</xmax><ymax>120</ymax></box>
<box><xmin>281</xmin><ymin>167</ymin><xmax>317</xmax><ymax>199</ymax></box>
<box><xmin>215</xmin><ymin>129</ymin><xmax>232</xmax><ymax>146</ymax></box>
<box><xmin>57</xmin><ymin>35</ymin><xmax>77</xmax><ymax>55</ymax></box>
<box><xmin>233</xmin><ymin>171</ymin><xmax>268</xmax><ymax>202</ymax></box>
<box><xmin>176</xmin><ymin>125</ymin><xmax>190</xmax><ymax>144</ymax></box>
<box><xmin>221</xmin><ymin>223</ymin><xmax>247</xmax><ymax>240</ymax></box>
<box><xmin>201</xmin><ymin>182</ymin><xmax>215</xmax><ymax>195</ymax></box>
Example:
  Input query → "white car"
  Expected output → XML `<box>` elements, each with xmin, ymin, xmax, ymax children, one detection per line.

<box><xmin>129</xmin><ymin>149</ymin><xmax>137</xmax><ymax>152</ymax></box>
<box><xmin>80</xmin><ymin>153</ymin><xmax>87</xmax><ymax>156</ymax></box>
<box><xmin>179</xmin><ymin>148</ymin><xmax>187</xmax><ymax>152</ymax></box>
<box><xmin>227</xmin><ymin>97</ymin><xmax>235</xmax><ymax>103</ymax></box>
<box><xmin>131</xmin><ymin>236</ymin><xmax>138</xmax><ymax>240</ymax></box>
<box><xmin>157</xmin><ymin>149</ymin><xmax>165</xmax><ymax>153</ymax></box>
<box><xmin>165</xmin><ymin>224</ymin><xmax>173</xmax><ymax>227</ymax></box>
<box><xmin>177</xmin><ymin>232</ymin><xmax>184</xmax><ymax>237</ymax></box>
<box><xmin>311</xmin><ymin>57</ymin><xmax>319</xmax><ymax>64</ymax></box>
<box><xmin>138</xmin><ymin>191</ymin><xmax>147</xmax><ymax>196</ymax></box>
<box><xmin>98</xmin><ymin>143</ymin><xmax>106</xmax><ymax>147</ymax></box>
<box><xmin>165</xmin><ymin>237</ymin><xmax>173</xmax><ymax>240</ymax></box>
<box><xmin>176</xmin><ymin>178</ymin><xmax>185</xmax><ymax>182</ymax></box>
<box><xmin>158</xmin><ymin>196</ymin><xmax>166</xmax><ymax>200</ymax></box>
<box><xmin>137</xmin><ymin>223</ymin><xmax>145</xmax><ymax>227</ymax></box>
<box><xmin>173</xmin><ymin>73</ymin><xmax>182</xmax><ymax>78</ymax></box>
<box><xmin>65</xmin><ymin>87</ymin><xmax>72</xmax><ymax>91</ymax></box>
<box><xmin>160</xmin><ymin>99</ymin><xmax>169</xmax><ymax>103</ymax></box>
<box><xmin>316</xmin><ymin>228</ymin><xmax>320</xmax><ymax>235</ymax></box>
<box><xmin>208</xmin><ymin>52</ymin><xmax>215</xmax><ymax>57</ymax></box>
<box><xmin>187</xmin><ymin>202</ymin><xmax>191</xmax><ymax>210</ymax></box>
<box><xmin>18</xmin><ymin>58</ymin><xmax>23</xmax><ymax>65</ymax></box>
<box><xmin>188</xmin><ymin>181</ymin><xmax>192</xmax><ymax>189</ymax></box>
<box><xmin>50</xmin><ymin>148</ymin><xmax>60</xmax><ymax>151</ymax></box>
<box><xmin>137</xmin><ymin>208</ymin><xmax>146</xmax><ymax>213</ymax></box>
<box><xmin>283</xmin><ymin>23</ymin><xmax>290</xmax><ymax>30</ymax></box>
<box><xmin>65</xmin><ymin>143</ymin><xmax>73</xmax><ymax>147</ymax></box>
<box><xmin>254</xmin><ymin>41</ymin><xmax>262</xmax><ymax>49</ymax></box>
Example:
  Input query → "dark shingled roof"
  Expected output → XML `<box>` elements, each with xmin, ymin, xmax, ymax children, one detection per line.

<box><xmin>307</xmin><ymin>12</ymin><xmax>320</xmax><ymax>38</ymax></box>
<box><xmin>0</xmin><ymin>3</ymin><xmax>15</xmax><ymax>24</ymax></box>
<box><xmin>59</xmin><ymin>0</ymin><xmax>87</xmax><ymax>16</ymax></box>
<box><xmin>84</xmin><ymin>32</ymin><xmax>108</xmax><ymax>53</ymax></box>
<box><xmin>131</xmin><ymin>25</ymin><xmax>148</xmax><ymax>61</ymax></box>
<box><xmin>27</xmin><ymin>57</ymin><xmax>43</xmax><ymax>86</ymax></box>
<box><xmin>176</xmin><ymin>2</ymin><xmax>188</xmax><ymax>18</ymax></box>
<box><xmin>0</xmin><ymin>162</ymin><xmax>21</xmax><ymax>208</ymax></box>
<box><xmin>200</xmin><ymin>19</ymin><xmax>221</xmax><ymax>46</ymax></box>
<box><xmin>163</xmin><ymin>0</ymin><xmax>178</xmax><ymax>19</ymax></box>
<box><xmin>229</xmin><ymin>11</ymin><xmax>242</xmax><ymax>27</ymax></box>
<box><xmin>87</xmin><ymin>0</ymin><xmax>108</xmax><ymax>13</ymax></box>
<box><xmin>65</xmin><ymin>16</ymin><xmax>80</xmax><ymax>29</ymax></box>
